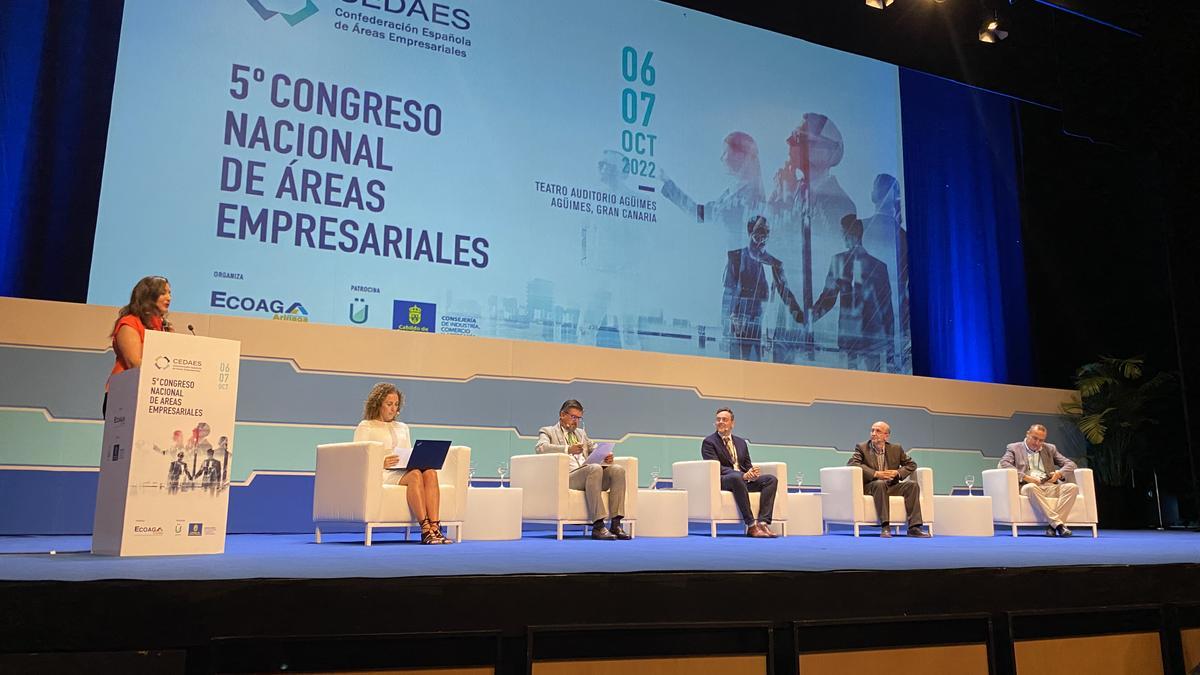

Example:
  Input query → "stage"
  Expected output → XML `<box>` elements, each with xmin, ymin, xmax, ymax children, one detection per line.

<box><xmin>1</xmin><ymin>529</ymin><xmax>1198</xmax><ymax>581</ymax></box>
<box><xmin>2</xmin><ymin>529</ymin><xmax>1199</xmax><ymax>674</ymax></box>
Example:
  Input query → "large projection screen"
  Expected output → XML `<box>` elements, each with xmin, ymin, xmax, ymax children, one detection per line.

<box><xmin>89</xmin><ymin>0</ymin><xmax>911</xmax><ymax>373</ymax></box>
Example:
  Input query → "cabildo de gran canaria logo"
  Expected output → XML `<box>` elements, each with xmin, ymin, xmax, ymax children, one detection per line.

<box><xmin>245</xmin><ymin>0</ymin><xmax>319</xmax><ymax>26</ymax></box>
<box><xmin>392</xmin><ymin>299</ymin><xmax>436</xmax><ymax>333</ymax></box>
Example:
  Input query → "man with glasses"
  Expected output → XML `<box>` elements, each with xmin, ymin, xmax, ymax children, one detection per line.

<box><xmin>999</xmin><ymin>424</ymin><xmax>1079</xmax><ymax>536</ymax></box>
<box><xmin>767</xmin><ymin>113</ymin><xmax>857</xmax><ymax>365</ymax></box>
<box><xmin>848</xmin><ymin>421</ymin><xmax>930</xmax><ymax>537</ymax></box>
<box><xmin>536</xmin><ymin>399</ymin><xmax>629</xmax><ymax>540</ymax></box>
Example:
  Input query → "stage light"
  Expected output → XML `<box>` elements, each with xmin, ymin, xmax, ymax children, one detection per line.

<box><xmin>978</xmin><ymin>13</ymin><xmax>1008</xmax><ymax>42</ymax></box>
<box><xmin>865</xmin><ymin>0</ymin><xmax>894</xmax><ymax>9</ymax></box>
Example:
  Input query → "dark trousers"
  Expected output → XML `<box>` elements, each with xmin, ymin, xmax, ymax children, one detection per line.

<box><xmin>721</xmin><ymin>472</ymin><xmax>778</xmax><ymax>525</ymax></box>
<box><xmin>866</xmin><ymin>479</ymin><xmax>923</xmax><ymax>527</ymax></box>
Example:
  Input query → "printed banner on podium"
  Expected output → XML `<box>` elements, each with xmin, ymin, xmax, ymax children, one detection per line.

<box><xmin>92</xmin><ymin>331</ymin><xmax>241</xmax><ymax>556</ymax></box>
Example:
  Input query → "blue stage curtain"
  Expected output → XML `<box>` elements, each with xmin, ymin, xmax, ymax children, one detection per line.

<box><xmin>0</xmin><ymin>0</ymin><xmax>122</xmax><ymax>300</ymax></box>
<box><xmin>900</xmin><ymin>69</ymin><xmax>1033</xmax><ymax>385</ymax></box>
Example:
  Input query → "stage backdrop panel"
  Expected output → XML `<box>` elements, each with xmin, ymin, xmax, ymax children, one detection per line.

<box><xmin>0</xmin><ymin>297</ymin><xmax>1077</xmax><ymax>535</ymax></box>
<box><xmin>88</xmin><ymin>0</ymin><xmax>912</xmax><ymax>375</ymax></box>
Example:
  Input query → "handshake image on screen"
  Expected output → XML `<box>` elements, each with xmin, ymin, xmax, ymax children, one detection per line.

<box><xmin>661</xmin><ymin>115</ymin><xmax>907</xmax><ymax>372</ymax></box>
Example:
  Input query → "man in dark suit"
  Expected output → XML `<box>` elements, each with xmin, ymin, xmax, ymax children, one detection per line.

<box><xmin>813</xmin><ymin>215</ymin><xmax>895</xmax><ymax>372</ymax></box>
<box><xmin>848</xmin><ymin>421</ymin><xmax>930</xmax><ymax>537</ymax></box>
<box><xmin>998</xmin><ymin>424</ymin><xmax>1079</xmax><ymax>537</ymax></box>
<box><xmin>722</xmin><ymin>215</ymin><xmax>804</xmax><ymax>362</ymax></box>
<box><xmin>700</xmin><ymin>407</ymin><xmax>778</xmax><ymax>537</ymax></box>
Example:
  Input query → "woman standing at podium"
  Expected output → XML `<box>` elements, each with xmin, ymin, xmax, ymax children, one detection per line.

<box><xmin>104</xmin><ymin>275</ymin><xmax>173</xmax><ymax>414</ymax></box>
<box><xmin>354</xmin><ymin>382</ymin><xmax>453</xmax><ymax>544</ymax></box>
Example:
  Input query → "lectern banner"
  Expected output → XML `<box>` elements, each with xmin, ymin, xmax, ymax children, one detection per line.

<box><xmin>92</xmin><ymin>331</ymin><xmax>241</xmax><ymax>556</ymax></box>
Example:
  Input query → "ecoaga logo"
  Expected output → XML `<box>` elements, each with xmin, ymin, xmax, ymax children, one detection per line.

<box><xmin>245</xmin><ymin>0</ymin><xmax>319</xmax><ymax>26</ymax></box>
<box><xmin>211</xmin><ymin>291</ymin><xmax>310</xmax><ymax>323</ymax></box>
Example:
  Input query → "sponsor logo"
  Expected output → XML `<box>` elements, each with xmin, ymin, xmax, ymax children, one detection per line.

<box><xmin>174</xmin><ymin>523</ymin><xmax>184</xmax><ymax>535</ymax></box>
<box><xmin>276</xmin><ymin>302</ymin><xmax>310</xmax><ymax>322</ymax></box>
<box><xmin>393</xmin><ymin>300</ymin><xmax>436</xmax><ymax>333</ymax></box>
<box><xmin>133</xmin><ymin>525</ymin><xmax>164</xmax><ymax>535</ymax></box>
<box><xmin>349</xmin><ymin>298</ymin><xmax>370</xmax><ymax>324</ymax></box>
<box><xmin>244</xmin><ymin>0</ymin><xmax>319</xmax><ymax>26</ymax></box>
<box><xmin>438</xmin><ymin>313</ymin><xmax>479</xmax><ymax>336</ymax></box>
<box><xmin>339</xmin><ymin>0</ymin><xmax>471</xmax><ymax>31</ymax></box>
<box><xmin>154</xmin><ymin>356</ymin><xmax>203</xmax><ymax>372</ymax></box>
<box><xmin>211</xmin><ymin>291</ymin><xmax>310</xmax><ymax>323</ymax></box>
<box><xmin>188</xmin><ymin>523</ymin><xmax>203</xmax><ymax>536</ymax></box>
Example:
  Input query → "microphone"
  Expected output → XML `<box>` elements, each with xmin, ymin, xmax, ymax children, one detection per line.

<box><xmin>187</xmin><ymin>324</ymin><xmax>196</xmax><ymax>336</ymax></box>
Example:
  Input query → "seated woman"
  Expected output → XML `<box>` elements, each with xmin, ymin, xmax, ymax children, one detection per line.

<box><xmin>353</xmin><ymin>382</ymin><xmax>453</xmax><ymax>544</ymax></box>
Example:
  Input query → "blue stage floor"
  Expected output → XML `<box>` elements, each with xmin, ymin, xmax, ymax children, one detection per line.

<box><xmin>2</xmin><ymin>528</ymin><xmax>1198</xmax><ymax>582</ymax></box>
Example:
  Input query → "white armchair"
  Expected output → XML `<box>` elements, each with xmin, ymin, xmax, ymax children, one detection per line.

<box><xmin>509</xmin><ymin>454</ymin><xmax>639</xmax><ymax>540</ymax></box>
<box><xmin>312</xmin><ymin>441</ymin><xmax>470</xmax><ymax>545</ymax></box>
<box><xmin>982</xmin><ymin>467</ymin><xmax>1098</xmax><ymax>537</ymax></box>
<box><xmin>820</xmin><ymin>466</ymin><xmax>935</xmax><ymax>536</ymax></box>
<box><xmin>672</xmin><ymin>460</ymin><xmax>788</xmax><ymax>537</ymax></box>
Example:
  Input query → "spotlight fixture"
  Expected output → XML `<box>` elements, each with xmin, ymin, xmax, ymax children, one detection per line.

<box><xmin>865</xmin><ymin>0</ymin><xmax>894</xmax><ymax>9</ymax></box>
<box><xmin>978</xmin><ymin>12</ymin><xmax>1008</xmax><ymax>42</ymax></box>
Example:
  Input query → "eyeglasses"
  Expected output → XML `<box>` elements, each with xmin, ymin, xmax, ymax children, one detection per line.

<box><xmin>564</xmin><ymin>413</ymin><xmax>583</xmax><ymax>421</ymax></box>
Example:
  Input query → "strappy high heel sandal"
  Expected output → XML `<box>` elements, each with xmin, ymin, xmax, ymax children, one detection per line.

<box><xmin>419</xmin><ymin>518</ymin><xmax>443</xmax><ymax>545</ymax></box>
<box><xmin>431</xmin><ymin>520</ymin><xmax>454</xmax><ymax>544</ymax></box>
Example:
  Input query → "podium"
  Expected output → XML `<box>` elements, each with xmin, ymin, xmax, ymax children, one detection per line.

<box><xmin>92</xmin><ymin>330</ymin><xmax>241</xmax><ymax>556</ymax></box>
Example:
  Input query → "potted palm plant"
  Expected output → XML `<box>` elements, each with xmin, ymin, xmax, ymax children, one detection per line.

<box><xmin>1060</xmin><ymin>356</ymin><xmax>1176</xmax><ymax>527</ymax></box>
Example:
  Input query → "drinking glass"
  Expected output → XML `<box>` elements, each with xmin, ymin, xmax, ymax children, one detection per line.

<box><xmin>468</xmin><ymin>463</ymin><xmax>476</xmax><ymax>486</ymax></box>
<box><xmin>497</xmin><ymin>463</ymin><xmax>508</xmax><ymax>488</ymax></box>
<box><xmin>964</xmin><ymin>474</ymin><xmax>976</xmax><ymax>494</ymax></box>
<box><xmin>649</xmin><ymin>466</ymin><xmax>661</xmax><ymax>489</ymax></box>
<box><xmin>796</xmin><ymin>472</ymin><xmax>805</xmax><ymax>492</ymax></box>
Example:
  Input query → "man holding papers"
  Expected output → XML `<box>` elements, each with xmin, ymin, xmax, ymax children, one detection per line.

<box><xmin>535</xmin><ymin>399</ymin><xmax>629</xmax><ymax>540</ymax></box>
<box><xmin>700</xmin><ymin>407</ymin><xmax>778</xmax><ymax>537</ymax></box>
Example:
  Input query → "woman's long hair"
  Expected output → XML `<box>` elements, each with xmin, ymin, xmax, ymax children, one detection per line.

<box><xmin>110</xmin><ymin>276</ymin><xmax>169</xmax><ymax>337</ymax></box>
<box><xmin>362</xmin><ymin>382</ymin><xmax>405</xmax><ymax>421</ymax></box>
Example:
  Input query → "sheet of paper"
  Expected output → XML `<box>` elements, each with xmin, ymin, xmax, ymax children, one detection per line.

<box><xmin>586</xmin><ymin>442</ymin><xmax>615</xmax><ymax>465</ymax></box>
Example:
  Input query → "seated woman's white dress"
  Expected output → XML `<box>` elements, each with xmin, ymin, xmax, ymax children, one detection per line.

<box><xmin>353</xmin><ymin>419</ymin><xmax>413</xmax><ymax>485</ymax></box>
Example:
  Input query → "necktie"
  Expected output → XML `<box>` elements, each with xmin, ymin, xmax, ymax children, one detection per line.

<box><xmin>724</xmin><ymin>436</ymin><xmax>739</xmax><ymax>471</ymax></box>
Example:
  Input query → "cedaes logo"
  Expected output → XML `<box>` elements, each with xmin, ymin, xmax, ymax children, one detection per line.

<box><xmin>340</xmin><ymin>0</ymin><xmax>471</xmax><ymax>30</ymax></box>
<box><xmin>245</xmin><ymin>0</ymin><xmax>319</xmax><ymax>26</ymax></box>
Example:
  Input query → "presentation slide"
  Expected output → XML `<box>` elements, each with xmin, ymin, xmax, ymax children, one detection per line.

<box><xmin>89</xmin><ymin>0</ymin><xmax>911</xmax><ymax>373</ymax></box>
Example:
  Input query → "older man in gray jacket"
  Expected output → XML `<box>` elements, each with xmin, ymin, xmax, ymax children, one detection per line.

<box><xmin>999</xmin><ymin>424</ymin><xmax>1079</xmax><ymax>537</ymax></box>
<box><xmin>535</xmin><ymin>399</ymin><xmax>628</xmax><ymax>540</ymax></box>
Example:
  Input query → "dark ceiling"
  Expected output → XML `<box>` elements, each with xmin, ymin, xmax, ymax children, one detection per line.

<box><xmin>663</xmin><ymin>0</ymin><xmax>1160</xmax><ymax>133</ymax></box>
